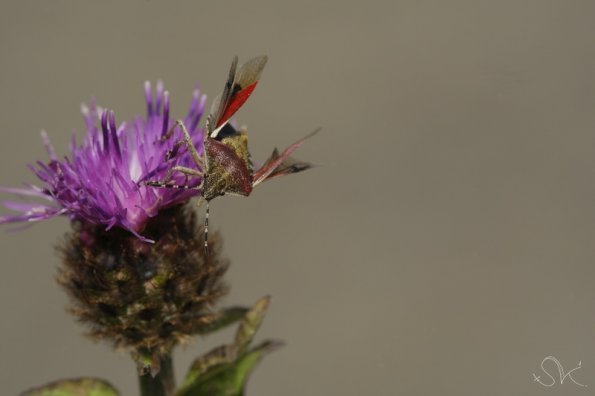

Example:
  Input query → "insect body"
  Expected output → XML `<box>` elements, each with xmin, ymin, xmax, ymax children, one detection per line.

<box><xmin>202</xmin><ymin>123</ymin><xmax>253</xmax><ymax>200</ymax></box>
<box><xmin>145</xmin><ymin>56</ymin><xmax>316</xmax><ymax>251</ymax></box>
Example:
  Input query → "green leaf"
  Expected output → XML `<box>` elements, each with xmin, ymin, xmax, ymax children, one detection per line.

<box><xmin>21</xmin><ymin>378</ymin><xmax>120</xmax><ymax>396</ymax></box>
<box><xmin>178</xmin><ymin>341</ymin><xmax>282</xmax><ymax>396</ymax></box>
<box><xmin>234</xmin><ymin>296</ymin><xmax>270</xmax><ymax>353</ymax></box>
<box><xmin>220</xmin><ymin>341</ymin><xmax>283</xmax><ymax>394</ymax></box>
<box><xmin>179</xmin><ymin>345</ymin><xmax>233</xmax><ymax>390</ymax></box>
<box><xmin>194</xmin><ymin>306</ymin><xmax>249</xmax><ymax>335</ymax></box>
<box><xmin>177</xmin><ymin>296</ymin><xmax>281</xmax><ymax>396</ymax></box>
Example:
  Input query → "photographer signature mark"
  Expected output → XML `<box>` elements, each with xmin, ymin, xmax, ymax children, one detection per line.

<box><xmin>532</xmin><ymin>356</ymin><xmax>587</xmax><ymax>388</ymax></box>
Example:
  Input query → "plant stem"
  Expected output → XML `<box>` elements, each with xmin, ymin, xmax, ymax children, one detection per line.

<box><xmin>139</xmin><ymin>354</ymin><xmax>176</xmax><ymax>396</ymax></box>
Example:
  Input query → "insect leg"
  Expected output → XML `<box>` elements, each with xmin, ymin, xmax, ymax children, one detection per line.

<box><xmin>144</xmin><ymin>166</ymin><xmax>204</xmax><ymax>190</ymax></box>
<box><xmin>165</xmin><ymin>140</ymin><xmax>186</xmax><ymax>161</ymax></box>
<box><xmin>162</xmin><ymin>166</ymin><xmax>202</xmax><ymax>183</ymax></box>
<box><xmin>161</xmin><ymin>122</ymin><xmax>199</xmax><ymax>165</ymax></box>
<box><xmin>176</xmin><ymin>120</ymin><xmax>205</xmax><ymax>172</ymax></box>
<box><xmin>161</xmin><ymin>122</ymin><xmax>178</xmax><ymax>141</ymax></box>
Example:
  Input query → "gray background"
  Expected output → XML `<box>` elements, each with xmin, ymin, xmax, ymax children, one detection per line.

<box><xmin>1</xmin><ymin>1</ymin><xmax>594</xmax><ymax>395</ymax></box>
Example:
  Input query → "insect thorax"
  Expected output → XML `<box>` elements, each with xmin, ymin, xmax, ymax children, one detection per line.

<box><xmin>202</xmin><ymin>132</ymin><xmax>253</xmax><ymax>201</ymax></box>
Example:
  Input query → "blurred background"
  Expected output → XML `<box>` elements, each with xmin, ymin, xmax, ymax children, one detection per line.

<box><xmin>1</xmin><ymin>1</ymin><xmax>594</xmax><ymax>395</ymax></box>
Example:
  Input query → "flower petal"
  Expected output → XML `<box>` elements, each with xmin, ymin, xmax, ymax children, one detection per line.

<box><xmin>0</xmin><ymin>81</ymin><xmax>206</xmax><ymax>240</ymax></box>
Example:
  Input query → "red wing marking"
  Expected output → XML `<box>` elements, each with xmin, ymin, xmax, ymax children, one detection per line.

<box><xmin>210</xmin><ymin>56</ymin><xmax>267</xmax><ymax>133</ymax></box>
<box><xmin>215</xmin><ymin>81</ymin><xmax>258</xmax><ymax>128</ymax></box>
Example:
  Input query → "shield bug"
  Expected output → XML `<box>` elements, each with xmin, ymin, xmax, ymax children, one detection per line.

<box><xmin>145</xmin><ymin>56</ymin><xmax>317</xmax><ymax>252</ymax></box>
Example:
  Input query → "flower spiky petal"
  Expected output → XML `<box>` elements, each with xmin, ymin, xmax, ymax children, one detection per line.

<box><xmin>1</xmin><ymin>82</ymin><xmax>207</xmax><ymax>241</ymax></box>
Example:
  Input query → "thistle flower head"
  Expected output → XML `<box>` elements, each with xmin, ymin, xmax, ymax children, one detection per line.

<box><xmin>59</xmin><ymin>205</ymin><xmax>229</xmax><ymax>369</ymax></box>
<box><xmin>0</xmin><ymin>81</ymin><xmax>207</xmax><ymax>242</ymax></box>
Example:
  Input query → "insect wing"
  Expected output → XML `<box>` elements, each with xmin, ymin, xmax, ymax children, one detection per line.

<box><xmin>210</xmin><ymin>56</ymin><xmax>268</xmax><ymax>134</ymax></box>
<box><xmin>257</xmin><ymin>149</ymin><xmax>312</xmax><ymax>181</ymax></box>
<box><xmin>209</xmin><ymin>56</ymin><xmax>238</xmax><ymax>132</ymax></box>
<box><xmin>252</xmin><ymin>129</ymin><xmax>319</xmax><ymax>187</ymax></box>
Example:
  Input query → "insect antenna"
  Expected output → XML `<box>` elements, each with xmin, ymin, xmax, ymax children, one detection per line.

<box><xmin>204</xmin><ymin>201</ymin><xmax>210</xmax><ymax>255</ymax></box>
<box><xmin>144</xmin><ymin>181</ymin><xmax>195</xmax><ymax>190</ymax></box>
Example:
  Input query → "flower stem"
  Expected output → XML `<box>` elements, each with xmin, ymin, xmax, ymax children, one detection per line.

<box><xmin>139</xmin><ymin>355</ymin><xmax>175</xmax><ymax>396</ymax></box>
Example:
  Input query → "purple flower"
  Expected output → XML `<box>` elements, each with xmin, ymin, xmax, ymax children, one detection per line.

<box><xmin>0</xmin><ymin>81</ymin><xmax>207</xmax><ymax>242</ymax></box>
